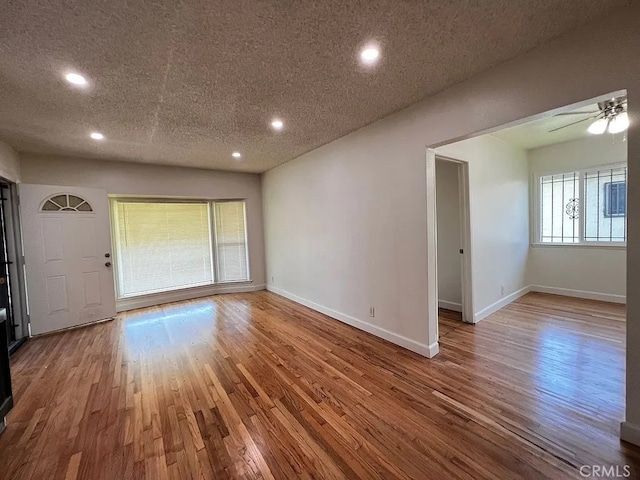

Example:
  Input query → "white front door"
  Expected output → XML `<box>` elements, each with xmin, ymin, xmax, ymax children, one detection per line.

<box><xmin>19</xmin><ymin>184</ymin><xmax>116</xmax><ymax>335</ymax></box>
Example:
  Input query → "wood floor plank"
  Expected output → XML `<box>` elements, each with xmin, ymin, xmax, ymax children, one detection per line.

<box><xmin>0</xmin><ymin>291</ymin><xmax>638</xmax><ymax>479</ymax></box>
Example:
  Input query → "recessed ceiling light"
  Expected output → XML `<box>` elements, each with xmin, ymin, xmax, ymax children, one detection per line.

<box><xmin>271</xmin><ymin>119</ymin><xmax>284</xmax><ymax>130</ymax></box>
<box><xmin>360</xmin><ymin>46</ymin><xmax>380</xmax><ymax>65</ymax></box>
<box><xmin>90</xmin><ymin>132</ymin><xmax>104</xmax><ymax>140</ymax></box>
<box><xmin>65</xmin><ymin>72</ymin><xmax>88</xmax><ymax>86</ymax></box>
<box><xmin>232</xmin><ymin>152</ymin><xmax>241</xmax><ymax>159</ymax></box>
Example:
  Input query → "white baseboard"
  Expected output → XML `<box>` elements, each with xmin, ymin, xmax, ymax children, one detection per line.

<box><xmin>621</xmin><ymin>421</ymin><xmax>640</xmax><ymax>447</ymax></box>
<box><xmin>474</xmin><ymin>286</ymin><xmax>531</xmax><ymax>323</ymax></box>
<box><xmin>529</xmin><ymin>285</ymin><xmax>626</xmax><ymax>304</ymax></box>
<box><xmin>264</xmin><ymin>283</ymin><xmax>622</xmax><ymax>356</ymax></box>
<box><xmin>471</xmin><ymin>284</ymin><xmax>625</xmax><ymax>323</ymax></box>
<box><xmin>117</xmin><ymin>282</ymin><xmax>266</xmax><ymax>312</ymax></box>
<box><xmin>438</xmin><ymin>300</ymin><xmax>462</xmax><ymax>312</ymax></box>
<box><xmin>267</xmin><ymin>285</ymin><xmax>437</xmax><ymax>358</ymax></box>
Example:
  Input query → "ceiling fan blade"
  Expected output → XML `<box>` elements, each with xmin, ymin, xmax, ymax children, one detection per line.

<box><xmin>548</xmin><ymin>115</ymin><xmax>601</xmax><ymax>133</ymax></box>
<box><xmin>554</xmin><ymin>111</ymin><xmax>601</xmax><ymax>116</ymax></box>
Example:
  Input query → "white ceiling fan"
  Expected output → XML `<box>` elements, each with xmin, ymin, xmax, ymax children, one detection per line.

<box><xmin>549</xmin><ymin>96</ymin><xmax>628</xmax><ymax>134</ymax></box>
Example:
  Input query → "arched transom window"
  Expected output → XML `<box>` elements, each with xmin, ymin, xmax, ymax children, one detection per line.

<box><xmin>41</xmin><ymin>194</ymin><xmax>93</xmax><ymax>212</ymax></box>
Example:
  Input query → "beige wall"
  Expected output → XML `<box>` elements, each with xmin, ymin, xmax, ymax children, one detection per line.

<box><xmin>0</xmin><ymin>140</ymin><xmax>20</xmax><ymax>183</ymax></box>
<box><xmin>20</xmin><ymin>154</ymin><xmax>266</xmax><ymax>287</ymax></box>
<box><xmin>435</xmin><ymin>159</ymin><xmax>462</xmax><ymax>310</ymax></box>
<box><xmin>262</xmin><ymin>4</ymin><xmax>640</xmax><ymax>440</ymax></box>
<box><xmin>527</xmin><ymin>135</ymin><xmax>627</xmax><ymax>301</ymax></box>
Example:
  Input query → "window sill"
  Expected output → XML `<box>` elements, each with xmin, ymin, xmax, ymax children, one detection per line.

<box><xmin>116</xmin><ymin>280</ymin><xmax>262</xmax><ymax>312</ymax></box>
<box><xmin>531</xmin><ymin>243</ymin><xmax>626</xmax><ymax>250</ymax></box>
<box><xmin>118</xmin><ymin>280</ymin><xmax>253</xmax><ymax>300</ymax></box>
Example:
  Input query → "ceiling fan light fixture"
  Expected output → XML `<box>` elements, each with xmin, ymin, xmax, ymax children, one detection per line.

<box><xmin>608</xmin><ymin>112</ymin><xmax>629</xmax><ymax>134</ymax></box>
<box><xmin>588</xmin><ymin>118</ymin><xmax>608</xmax><ymax>135</ymax></box>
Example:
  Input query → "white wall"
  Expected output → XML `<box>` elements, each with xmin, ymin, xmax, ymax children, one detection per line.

<box><xmin>263</xmin><ymin>133</ymin><xmax>432</xmax><ymax>354</ymax></box>
<box><xmin>437</xmin><ymin>136</ymin><xmax>530</xmax><ymax>321</ymax></box>
<box><xmin>19</xmin><ymin>154</ymin><xmax>266</xmax><ymax>290</ymax></box>
<box><xmin>435</xmin><ymin>160</ymin><xmax>462</xmax><ymax>311</ymax></box>
<box><xmin>262</xmin><ymin>4</ymin><xmax>640</xmax><ymax>441</ymax></box>
<box><xmin>0</xmin><ymin>140</ymin><xmax>21</xmax><ymax>183</ymax></box>
<box><xmin>527</xmin><ymin>135</ymin><xmax>627</xmax><ymax>302</ymax></box>
<box><xmin>529</xmin><ymin>134</ymin><xmax>627</xmax><ymax>173</ymax></box>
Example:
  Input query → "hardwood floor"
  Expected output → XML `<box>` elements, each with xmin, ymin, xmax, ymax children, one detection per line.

<box><xmin>437</xmin><ymin>307</ymin><xmax>463</xmax><ymax>337</ymax></box>
<box><xmin>0</xmin><ymin>291</ymin><xmax>638</xmax><ymax>479</ymax></box>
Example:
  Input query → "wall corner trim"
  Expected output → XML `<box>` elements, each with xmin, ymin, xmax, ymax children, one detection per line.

<box><xmin>267</xmin><ymin>285</ymin><xmax>436</xmax><ymax>358</ymax></box>
<box><xmin>620</xmin><ymin>421</ymin><xmax>640</xmax><ymax>447</ymax></box>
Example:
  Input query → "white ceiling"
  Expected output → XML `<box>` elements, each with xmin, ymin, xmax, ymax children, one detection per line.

<box><xmin>491</xmin><ymin>104</ymin><xmax>603</xmax><ymax>150</ymax></box>
<box><xmin>0</xmin><ymin>0</ymin><xmax>631</xmax><ymax>172</ymax></box>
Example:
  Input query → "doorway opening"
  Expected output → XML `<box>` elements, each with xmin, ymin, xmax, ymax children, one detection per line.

<box><xmin>434</xmin><ymin>157</ymin><xmax>473</xmax><ymax>330</ymax></box>
<box><xmin>426</xmin><ymin>89</ymin><xmax>629</xmax><ymax>456</ymax></box>
<box><xmin>427</xmin><ymin>89</ymin><xmax>628</xmax><ymax>349</ymax></box>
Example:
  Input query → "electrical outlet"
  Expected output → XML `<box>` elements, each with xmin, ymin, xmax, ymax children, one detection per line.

<box><xmin>369</xmin><ymin>307</ymin><xmax>375</xmax><ymax>317</ymax></box>
<box><xmin>500</xmin><ymin>285</ymin><xmax>505</xmax><ymax>296</ymax></box>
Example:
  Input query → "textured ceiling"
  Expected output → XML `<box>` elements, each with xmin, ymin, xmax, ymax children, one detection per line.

<box><xmin>491</xmin><ymin>103</ymin><xmax>601</xmax><ymax>150</ymax></box>
<box><xmin>0</xmin><ymin>0</ymin><xmax>631</xmax><ymax>173</ymax></box>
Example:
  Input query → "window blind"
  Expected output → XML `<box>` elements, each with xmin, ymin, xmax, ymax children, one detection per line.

<box><xmin>113</xmin><ymin>201</ymin><xmax>214</xmax><ymax>297</ymax></box>
<box><xmin>214</xmin><ymin>201</ymin><xmax>249</xmax><ymax>282</ymax></box>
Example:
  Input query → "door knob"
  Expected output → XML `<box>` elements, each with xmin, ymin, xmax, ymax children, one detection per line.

<box><xmin>105</xmin><ymin>253</ymin><xmax>111</xmax><ymax>258</ymax></box>
<box><xmin>105</xmin><ymin>262</ymin><xmax>112</xmax><ymax>267</ymax></box>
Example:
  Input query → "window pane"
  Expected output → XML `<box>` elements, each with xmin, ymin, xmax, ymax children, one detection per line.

<box><xmin>604</xmin><ymin>181</ymin><xmax>626</xmax><ymax>217</ymax></box>
<box><xmin>214</xmin><ymin>201</ymin><xmax>249</xmax><ymax>282</ymax></box>
<box><xmin>540</xmin><ymin>172</ymin><xmax>579</xmax><ymax>243</ymax></box>
<box><xmin>584</xmin><ymin>167</ymin><xmax>627</xmax><ymax>242</ymax></box>
<box><xmin>113</xmin><ymin>201</ymin><xmax>213</xmax><ymax>297</ymax></box>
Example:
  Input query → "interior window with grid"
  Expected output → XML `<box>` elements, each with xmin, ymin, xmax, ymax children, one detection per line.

<box><xmin>539</xmin><ymin>166</ymin><xmax>627</xmax><ymax>244</ymax></box>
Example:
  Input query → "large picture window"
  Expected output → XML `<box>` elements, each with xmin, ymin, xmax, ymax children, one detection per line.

<box><xmin>538</xmin><ymin>165</ymin><xmax>627</xmax><ymax>244</ymax></box>
<box><xmin>112</xmin><ymin>199</ymin><xmax>249</xmax><ymax>298</ymax></box>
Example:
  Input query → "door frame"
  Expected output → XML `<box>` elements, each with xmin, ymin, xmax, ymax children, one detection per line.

<box><xmin>5</xmin><ymin>184</ymin><xmax>29</xmax><ymax>345</ymax></box>
<box><xmin>0</xmin><ymin>182</ymin><xmax>31</xmax><ymax>351</ymax></box>
<box><xmin>426</xmin><ymin>150</ymin><xmax>474</xmax><ymax>349</ymax></box>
